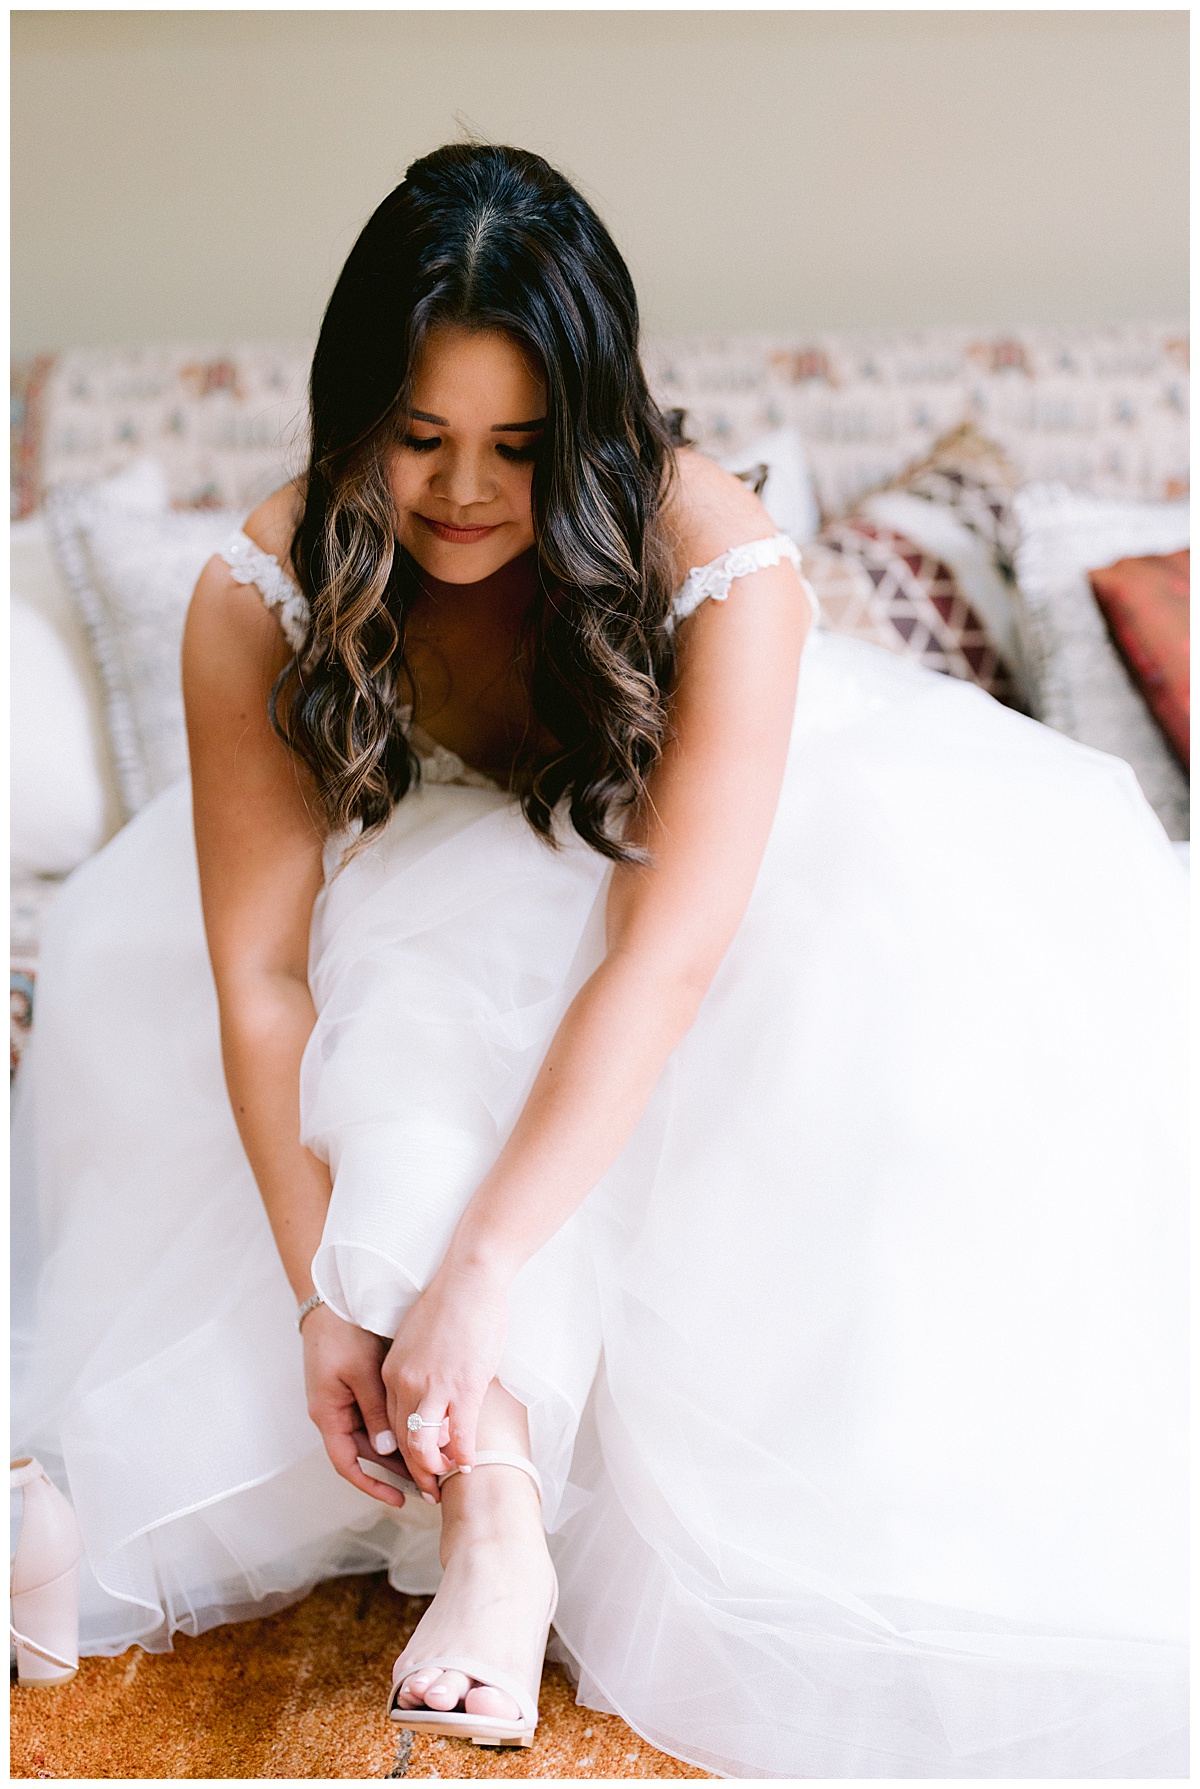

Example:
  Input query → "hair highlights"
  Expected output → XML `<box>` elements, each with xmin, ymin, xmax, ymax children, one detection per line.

<box><xmin>273</xmin><ymin>143</ymin><xmax>680</xmax><ymax>862</ymax></box>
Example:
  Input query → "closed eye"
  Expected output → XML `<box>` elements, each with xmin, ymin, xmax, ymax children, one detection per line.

<box><xmin>400</xmin><ymin>433</ymin><xmax>540</xmax><ymax>461</ymax></box>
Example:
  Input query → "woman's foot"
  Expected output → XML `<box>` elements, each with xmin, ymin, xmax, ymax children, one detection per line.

<box><xmin>392</xmin><ymin>1459</ymin><xmax>555</xmax><ymax>1720</ymax></box>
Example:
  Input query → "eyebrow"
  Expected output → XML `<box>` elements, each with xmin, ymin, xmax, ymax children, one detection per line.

<box><xmin>408</xmin><ymin>410</ymin><xmax>547</xmax><ymax>432</ymax></box>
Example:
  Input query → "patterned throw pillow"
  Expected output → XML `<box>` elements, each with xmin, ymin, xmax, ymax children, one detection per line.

<box><xmin>801</xmin><ymin>422</ymin><xmax>1022</xmax><ymax>703</ymax></box>
<box><xmin>805</xmin><ymin>521</ymin><xmax>1014</xmax><ymax>702</ymax></box>
<box><xmin>874</xmin><ymin>421</ymin><xmax>1023</xmax><ymax>576</ymax></box>
<box><xmin>1088</xmin><ymin>550</ymin><xmax>1189</xmax><ymax>770</ymax></box>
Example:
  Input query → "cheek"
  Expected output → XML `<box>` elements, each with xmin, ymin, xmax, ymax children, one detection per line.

<box><xmin>505</xmin><ymin>464</ymin><xmax>537</xmax><ymax>529</ymax></box>
<box><xmin>386</xmin><ymin>456</ymin><xmax>424</xmax><ymax>516</ymax></box>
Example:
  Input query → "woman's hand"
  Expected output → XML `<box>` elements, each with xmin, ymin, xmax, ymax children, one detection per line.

<box><xmin>301</xmin><ymin>1302</ymin><xmax>407</xmax><ymax>1508</ymax></box>
<box><xmin>382</xmin><ymin>1262</ymin><xmax>511</xmax><ymax>1499</ymax></box>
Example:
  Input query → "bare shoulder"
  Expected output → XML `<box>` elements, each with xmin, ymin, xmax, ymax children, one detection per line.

<box><xmin>186</xmin><ymin>479</ymin><xmax>305</xmax><ymax>663</ymax></box>
<box><xmin>186</xmin><ymin>488</ymin><xmax>304</xmax><ymax>689</ymax></box>
<box><xmin>242</xmin><ymin>479</ymin><xmax>305</xmax><ymax>562</ymax></box>
<box><xmin>663</xmin><ymin>447</ymin><xmax>777</xmax><ymax>585</ymax></box>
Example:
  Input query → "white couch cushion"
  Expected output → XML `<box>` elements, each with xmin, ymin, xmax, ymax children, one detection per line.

<box><xmin>1012</xmin><ymin>485</ymin><xmax>1189</xmax><ymax>840</ymax></box>
<box><xmin>718</xmin><ymin>424</ymin><xmax>821</xmax><ymax>545</ymax></box>
<box><xmin>10</xmin><ymin>514</ymin><xmax>124</xmax><ymax>877</ymax></box>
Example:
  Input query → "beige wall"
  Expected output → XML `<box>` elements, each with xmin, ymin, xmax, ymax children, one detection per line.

<box><xmin>11</xmin><ymin>9</ymin><xmax>1188</xmax><ymax>356</ymax></box>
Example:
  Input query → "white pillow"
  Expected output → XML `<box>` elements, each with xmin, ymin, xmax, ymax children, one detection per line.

<box><xmin>11</xmin><ymin>598</ymin><xmax>113</xmax><ymax>877</ymax></box>
<box><xmin>1012</xmin><ymin>484</ymin><xmax>1189</xmax><ymax>840</ymax></box>
<box><xmin>10</xmin><ymin>515</ymin><xmax>125</xmax><ymax>877</ymax></box>
<box><xmin>718</xmin><ymin>425</ymin><xmax>821</xmax><ymax>545</ymax></box>
<box><xmin>46</xmin><ymin>461</ymin><xmax>244</xmax><ymax>817</ymax></box>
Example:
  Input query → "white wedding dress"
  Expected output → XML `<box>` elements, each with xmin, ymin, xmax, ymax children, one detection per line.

<box><xmin>11</xmin><ymin>530</ymin><xmax>1187</xmax><ymax>1779</ymax></box>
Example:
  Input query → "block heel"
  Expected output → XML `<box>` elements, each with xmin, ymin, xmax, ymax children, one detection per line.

<box><xmin>10</xmin><ymin>1457</ymin><xmax>83</xmax><ymax>1687</ymax></box>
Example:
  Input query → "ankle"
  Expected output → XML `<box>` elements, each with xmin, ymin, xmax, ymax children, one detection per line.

<box><xmin>438</xmin><ymin>1466</ymin><xmax>545</xmax><ymax>1556</ymax></box>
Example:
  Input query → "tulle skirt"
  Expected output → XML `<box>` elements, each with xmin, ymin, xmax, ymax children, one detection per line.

<box><xmin>12</xmin><ymin>630</ymin><xmax>1188</xmax><ymax>1777</ymax></box>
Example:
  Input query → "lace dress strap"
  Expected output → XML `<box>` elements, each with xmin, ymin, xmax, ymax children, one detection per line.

<box><xmin>669</xmin><ymin>532</ymin><xmax>816</xmax><ymax>632</ymax></box>
<box><xmin>218</xmin><ymin>530</ymin><xmax>311</xmax><ymax>653</ymax></box>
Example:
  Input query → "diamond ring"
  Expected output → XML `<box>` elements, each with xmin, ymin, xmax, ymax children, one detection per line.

<box><xmin>406</xmin><ymin>1414</ymin><xmax>443</xmax><ymax>1434</ymax></box>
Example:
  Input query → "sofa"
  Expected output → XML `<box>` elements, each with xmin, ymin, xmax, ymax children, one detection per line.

<box><xmin>11</xmin><ymin>321</ymin><xmax>1190</xmax><ymax>1077</ymax></box>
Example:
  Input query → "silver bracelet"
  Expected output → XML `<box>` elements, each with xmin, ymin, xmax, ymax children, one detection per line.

<box><xmin>296</xmin><ymin>1293</ymin><xmax>325</xmax><ymax>1333</ymax></box>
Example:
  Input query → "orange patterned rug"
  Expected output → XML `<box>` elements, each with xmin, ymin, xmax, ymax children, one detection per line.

<box><xmin>10</xmin><ymin>1573</ymin><xmax>713</xmax><ymax>1779</ymax></box>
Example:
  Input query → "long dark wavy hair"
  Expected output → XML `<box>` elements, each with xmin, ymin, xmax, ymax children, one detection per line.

<box><xmin>274</xmin><ymin>142</ymin><xmax>682</xmax><ymax>861</ymax></box>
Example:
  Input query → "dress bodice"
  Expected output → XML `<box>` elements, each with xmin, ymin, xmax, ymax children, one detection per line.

<box><xmin>217</xmin><ymin>528</ymin><xmax>815</xmax><ymax>789</ymax></box>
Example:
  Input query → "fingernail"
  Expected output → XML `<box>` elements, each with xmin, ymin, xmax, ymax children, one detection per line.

<box><xmin>459</xmin><ymin>1464</ymin><xmax>472</xmax><ymax>1474</ymax></box>
<box><xmin>421</xmin><ymin>1491</ymin><xmax>438</xmax><ymax>1505</ymax></box>
<box><xmin>373</xmin><ymin>1430</ymin><xmax>398</xmax><ymax>1455</ymax></box>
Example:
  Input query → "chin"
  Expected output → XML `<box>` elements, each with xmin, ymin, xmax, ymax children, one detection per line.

<box><xmin>403</xmin><ymin>527</ymin><xmax>531</xmax><ymax>585</ymax></box>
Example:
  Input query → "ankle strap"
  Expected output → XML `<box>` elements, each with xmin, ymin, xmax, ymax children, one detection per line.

<box><xmin>437</xmin><ymin>1450</ymin><xmax>543</xmax><ymax>1502</ymax></box>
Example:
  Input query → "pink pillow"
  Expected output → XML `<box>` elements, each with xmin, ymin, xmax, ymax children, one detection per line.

<box><xmin>1088</xmin><ymin>551</ymin><xmax>1189</xmax><ymax>769</ymax></box>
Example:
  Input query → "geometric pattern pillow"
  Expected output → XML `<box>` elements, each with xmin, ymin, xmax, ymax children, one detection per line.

<box><xmin>874</xmin><ymin>420</ymin><xmax>1024</xmax><ymax>577</ymax></box>
<box><xmin>807</xmin><ymin>518</ymin><xmax>1015</xmax><ymax>703</ymax></box>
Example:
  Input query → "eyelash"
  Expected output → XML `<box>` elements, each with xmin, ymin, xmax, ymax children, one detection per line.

<box><xmin>401</xmin><ymin>434</ymin><xmax>540</xmax><ymax>463</ymax></box>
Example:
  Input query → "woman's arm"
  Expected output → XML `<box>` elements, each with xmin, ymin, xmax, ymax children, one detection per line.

<box><xmin>183</xmin><ymin>556</ymin><xmax>329</xmax><ymax>1296</ymax></box>
<box><xmin>182</xmin><ymin>507</ymin><xmax>404</xmax><ymax>1508</ymax></box>
<box><xmin>388</xmin><ymin>454</ymin><xmax>811</xmax><ymax>1492</ymax></box>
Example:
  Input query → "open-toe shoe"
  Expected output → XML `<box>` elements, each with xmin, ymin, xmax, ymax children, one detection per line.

<box><xmin>386</xmin><ymin>1451</ymin><xmax>557</xmax><ymax>1748</ymax></box>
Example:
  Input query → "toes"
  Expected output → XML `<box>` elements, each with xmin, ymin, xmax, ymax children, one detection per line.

<box><xmin>398</xmin><ymin>1668</ymin><xmax>438</xmax><ymax>1709</ymax></box>
<box><xmin>464</xmin><ymin>1684</ymin><xmax>522</xmax><ymax>1722</ymax></box>
<box><xmin>423</xmin><ymin>1669</ymin><xmax>473</xmax><ymax>1711</ymax></box>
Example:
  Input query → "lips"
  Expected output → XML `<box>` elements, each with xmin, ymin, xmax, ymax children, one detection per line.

<box><xmin>418</xmin><ymin>516</ymin><xmax>501</xmax><ymax>544</ymax></box>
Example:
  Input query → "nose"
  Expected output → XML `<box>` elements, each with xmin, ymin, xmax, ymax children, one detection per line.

<box><xmin>431</xmin><ymin>442</ymin><xmax>496</xmax><ymax>513</ymax></box>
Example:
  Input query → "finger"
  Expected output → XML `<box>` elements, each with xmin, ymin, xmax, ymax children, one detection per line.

<box><xmin>349</xmin><ymin>1370</ymin><xmax>397</xmax><ymax>1458</ymax></box>
<box><xmin>404</xmin><ymin>1416</ymin><xmax>461</xmax><ymax>1502</ymax></box>
<box><xmin>398</xmin><ymin>1441</ymin><xmax>442</xmax><ymax>1503</ymax></box>
<box><xmin>407</xmin><ymin>1419</ymin><xmax>451</xmax><ymax>1488</ymax></box>
<box><xmin>448</xmin><ymin>1396</ymin><xmax>482</xmax><ymax>1474</ymax></box>
<box><xmin>322</xmin><ymin>1423</ymin><xmax>405</xmax><ymax>1508</ymax></box>
<box><xmin>383</xmin><ymin>1371</ymin><xmax>412</xmax><ymax>1458</ymax></box>
<box><xmin>351</xmin><ymin>1428</ymin><xmax>417</xmax><ymax>1493</ymax></box>
<box><xmin>396</xmin><ymin>1413</ymin><xmax>448</xmax><ymax>1501</ymax></box>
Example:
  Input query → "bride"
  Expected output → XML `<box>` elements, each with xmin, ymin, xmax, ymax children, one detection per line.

<box><xmin>11</xmin><ymin>144</ymin><xmax>1187</xmax><ymax>1778</ymax></box>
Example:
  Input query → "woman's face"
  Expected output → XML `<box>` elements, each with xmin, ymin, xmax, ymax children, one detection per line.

<box><xmin>388</xmin><ymin>324</ymin><xmax>546</xmax><ymax>584</ymax></box>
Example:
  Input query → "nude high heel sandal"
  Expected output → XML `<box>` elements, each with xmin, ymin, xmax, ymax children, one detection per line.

<box><xmin>387</xmin><ymin>1451</ymin><xmax>557</xmax><ymax>1748</ymax></box>
<box><xmin>10</xmin><ymin>1457</ymin><xmax>83</xmax><ymax>1687</ymax></box>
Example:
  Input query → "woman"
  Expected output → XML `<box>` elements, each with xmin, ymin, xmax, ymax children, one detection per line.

<box><xmin>12</xmin><ymin>145</ymin><xmax>1186</xmax><ymax>1777</ymax></box>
